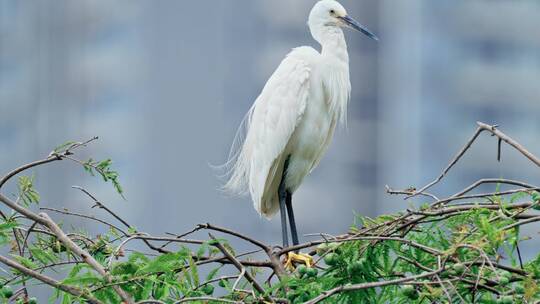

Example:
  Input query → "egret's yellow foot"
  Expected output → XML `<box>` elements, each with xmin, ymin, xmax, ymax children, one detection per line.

<box><xmin>284</xmin><ymin>252</ymin><xmax>314</xmax><ymax>270</ymax></box>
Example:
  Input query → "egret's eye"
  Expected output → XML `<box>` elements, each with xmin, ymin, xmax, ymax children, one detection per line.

<box><xmin>330</xmin><ymin>9</ymin><xmax>335</xmax><ymax>14</ymax></box>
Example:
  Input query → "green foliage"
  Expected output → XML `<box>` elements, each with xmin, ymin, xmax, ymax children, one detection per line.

<box><xmin>82</xmin><ymin>158</ymin><xmax>124</xmax><ymax>198</ymax></box>
<box><xmin>268</xmin><ymin>192</ymin><xmax>540</xmax><ymax>303</ymax></box>
<box><xmin>0</xmin><ymin>140</ymin><xmax>539</xmax><ymax>303</ymax></box>
<box><xmin>1</xmin><ymin>196</ymin><xmax>539</xmax><ymax>303</ymax></box>
<box><xmin>17</xmin><ymin>175</ymin><xmax>40</xmax><ymax>207</ymax></box>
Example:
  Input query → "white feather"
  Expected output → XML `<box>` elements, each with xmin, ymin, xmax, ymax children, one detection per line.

<box><xmin>222</xmin><ymin>0</ymin><xmax>355</xmax><ymax>218</ymax></box>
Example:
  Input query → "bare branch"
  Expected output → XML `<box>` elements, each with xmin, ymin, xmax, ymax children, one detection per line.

<box><xmin>406</xmin><ymin>126</ymin><xmax>484</xmax><ymax>199</ymax></box>
<box><xmin>208</xmin><ymin>233</ymin><xmax>266</xmax><ymax>295</ymax></box>
<box><xmin>477</xmin><ymin>122</ymin><xmax>540</xmax><ymax>167</ymax></box>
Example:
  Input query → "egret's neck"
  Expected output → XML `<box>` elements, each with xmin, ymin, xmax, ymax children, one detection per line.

<box><xmin>311</xmin><ymin>26</ymin><xmax>351</xmax><ymax>126</ymax></box>
<box><xmin>319</xmin><ymin>28</ymin><xmax>349</xmax><ymax>63</ymax></box>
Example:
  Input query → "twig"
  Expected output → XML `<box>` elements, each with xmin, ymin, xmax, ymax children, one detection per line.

<box><xmin>502</xmin><ymin>216</ymin><xmax>540</xmax><ymax>231</ymax></box>
<box><xmin>0</xmin><ymin>254</ymin><xmax>101</xmax><ymax>304</ymax></box>
<box><xmin>385</xmin><ymin>185</ymin><xmax>439</xmax><ymax>201</ymax></box>
<box><xmin>406</xmin><ymin>126</ymin><xmax>484</xmax><ymax>199</ymax></box>
<box><xmin>72</xmin><ymin>186</ymin><xmax>131</xmax><ymax>228</ymax></box>
<box><xmin>407</xmin><ymin>122</ymin><xmax>540</xmax><ymax>199</ymax></box>
<box><xmin>40</xmin><ymin>207</ymin><xmax>129</xmax><ymax>236</ymax></box>
<box><xmin>231</xmin><ymin>268</ymin><xmax>246</xmax><ymax>291</ymax></box>
<box><xmin>201</xmin><ymin>223</ymin><xmax>286</xmax><ymax>278</ymax></box>
<box><xmin>451</xmin><ymin>178</ymin><xmax>537</xmax><ymax>198</ymax></box>
<box><xmin>0</xmin><ymin>137</ymin><xmax>99</xmax><ymax>190</ymax></box>
<box><xmin>3</xmin><ymin>261</ymin><xmax>83</xmax><ymax>286</ymax></box>
<box><xmin>174</xmin><ymin>297</ymin><xmax>241</xmax><ymax>304</ymax></box>
<box><xmin>279</xmin><ymin>236</ymin><xmax>442</xmax><ymax>256</ymax></box>
<box><xmin>477</xmin><ymin>122</ymin><xmax>540</xmax><ymax>167</ymax></box>
<box><xmin>199</xmin><ymin>223</ymin><xmax>270</xmax><ymax>252</ymax></box>
<box><xmin>0</xmin><ymin>157</ymin><xmax>60</xmax><ymax>190</ymax></box>
<box><xmin>73</xmin><ymin>186</ymin><xmax>174</xmax><ymax>255</ymax></box>
<box><xmin>304</xmin><ymin>269</ymin><xmax>442</xmax><ymax>304</ymax></box>
<box><xmin>431</xmin><ymin>188</ymin><xmax>539</xmax><ymax>207</ymax></box>
<box><xmin>208</xmin><ymin>234</ymin><xmax>266</xmax><ymax>295</ymax></box>
<box><xmin>40</xmin><ymin>213</ymin><xmax>133</xmax><ymax>303</ymax></box>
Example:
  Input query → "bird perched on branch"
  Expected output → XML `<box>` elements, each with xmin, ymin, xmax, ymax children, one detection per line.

<box><xmin>222</xmin><ymin>0</ymin><xmax>377</xmax><ymax>251</ymax></box>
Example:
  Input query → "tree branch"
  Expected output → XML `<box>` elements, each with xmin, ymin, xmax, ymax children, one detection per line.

<box><xmin>0</xmin><ymin>254</ymin><xmax>101</xmax><ymax>303</ymax></box>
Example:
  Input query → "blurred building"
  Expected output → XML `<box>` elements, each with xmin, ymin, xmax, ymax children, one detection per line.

<box><xmin>377</xmin><ymin>0</ymin><xmax>540</xmax><ymax>212</ymax></box>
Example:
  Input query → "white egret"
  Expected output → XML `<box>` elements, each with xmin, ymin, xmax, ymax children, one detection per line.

<box><xmin>223</xmin><ymin>0</ymin><xmax>377</xmax><ymax>248</ymax></box>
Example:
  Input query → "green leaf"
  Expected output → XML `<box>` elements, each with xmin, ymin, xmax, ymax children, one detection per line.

<box><xmin>29</xmin><ymin>248</ymin><xmax>58</xmax><ymax>265</ymax></box>
<box><xmin>196</xmin><ymin>242</ymin><xmax>209</xmax><ymax>259</ymax></box>
<box><xmin>137</xmin><ymin>252</ymin><xmax>184</xmax><ymax>274</ymax></box>
<box><xmin>188</xmin><ymin>255</ymin><xmax>199</xmax><ymax>287</ymax></box>
<box><xmin>17</xmin><ymin>175</ymin><xmax>40</xmax><ymax>206</ymax></box>
<box><xmin>206</xmin><ymin>267</ymin><xmax>220</xmax><ymax>281</ymax></box>
<box><xmin>12</xmin><ymin>255</ymin><xmax>38</xmax><ymax>270</ymax></box>
<box><xmin>53</xmin><ymin>141</ymin><xmax>77</xmax><ymax>153</ymax></box>
<box><xmin>62</xmin><ymin>272</ymin><xmax>103</xmax><ymax>285</ymax></box>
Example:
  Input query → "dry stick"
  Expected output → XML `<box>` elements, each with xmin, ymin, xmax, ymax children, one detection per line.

<box><xmin>200</xmin><ymin>223</ymin><xmax>286</xmax><ymax>278</ymax></box>
<box><xmin>161</xmin><ymin>226</ymin><xmax>204</xmax><ymax>250</ymax></box>
<box><xmin>0</xmin><ymin>137</ymin><xmax>99</xmax><ymax>190</ymax></box>
<box><xmin>195</xmin><ymin>252</ymin><xmax>273</xmax><ymax>268</ymax></box>
<box><xmin>199</xmin><ymin>223</ymin><xmax>270</xmax><ymax>251</ymax></box>
<box><xmin>385</xmin><ymin>185</ymin><xmax>439</xmax><ymax>201</ymax></box>
<box><xmin>406</xmin><ymin>126</ymin><xmax>484</xmax><ymax>199</ymax></box>
<box><xmin>72</xmin><ymin>186</ymin><xmax>132</xmax><ymax>228</ymax></box>
<box><xmin>196</xmin><ymin>275</ymin><xmax>239</xmax><ymax>289</ymax></box>
<box><xmin>451</xmin><ymin>178</ymin><xmax>537</xmax><ymax>198</ymax></box>
<box><xmin>73</xmin><ymin>186</ymin><xmax>177</xmax><ymax>255</ymax></box>
<box><xmin>417</xmin><ymin>202</ymin><xmax>532</xmax><ymax>217</ymax></box>
<box><xmin>503</xmin><ymin>216</ymin><xmax>540</xmax><ymax>231</ymax></box>
<box><xmin>304</xmin><ymin>269</ymin><xmax>442</xmax><ymax>304</ymax></box>
<box><xmin>0</xmin><ymin>156</ymin><xmax>60</xmax><ymax>190</ymax></box>
<box><xmin>208</xmin><ymin>233</ymin><xmax>266</xmax><ymax>296</ymax></box>
<box><xmin>40</xmin><ymin>207</ymin><xmax>129</xmax><ymax>236</ymax></box>
<box><xmin>431</xmin><ymin>188</ymin><xmax>540</xmax><ymax>207</ymax></box>
<box><xmin>0</xmin><ymin>254</ymin><xmax>102</xmax><ymax>304</ymax></box>
<box><xmin>409</xmin><ymin>122</ymin><xmax>540</xmax><ymax>200</ymax></box>
<box><xmin>477</xmin><ymin>121</ymin><xmax>540</xmax><ymax>167</ymax></box>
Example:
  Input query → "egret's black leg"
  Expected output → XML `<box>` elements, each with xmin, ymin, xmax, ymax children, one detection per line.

<box><xmin>278</xmin><ymin>169</ymin><xmax>289</xmax><ymax>248</ymax></box>
<box><xmin>285</xmin><ymin>191</ymin><xmax>299</xmax><ymax>246</ymax></box>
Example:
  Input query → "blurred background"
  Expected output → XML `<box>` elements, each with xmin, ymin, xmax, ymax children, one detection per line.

<box><xmin>1</xmin><ymin>0</ymin><xmax>540</xmax><ymax>297</ymax></box>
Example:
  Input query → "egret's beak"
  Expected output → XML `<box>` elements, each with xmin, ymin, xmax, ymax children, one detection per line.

<box><xmin>339</xmin><ymin>15</ymin><xmax>378</xmax><ymax>41</ymax></box>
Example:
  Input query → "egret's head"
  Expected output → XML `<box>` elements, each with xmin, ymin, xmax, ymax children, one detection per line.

<box><xmin>308</xmin><ymin>0</ymin><xmax>378</xmax><ymax>42</ymax></box>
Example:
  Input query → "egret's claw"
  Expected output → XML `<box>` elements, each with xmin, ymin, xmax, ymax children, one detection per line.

<box><xmin>284</xmin><ymin>252</ymin><xmax>314</xmax><ymax>270</ymax></box>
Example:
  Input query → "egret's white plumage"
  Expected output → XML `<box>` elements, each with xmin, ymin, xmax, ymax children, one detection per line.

<box><xmin>223</xmin><ymin>0</ymin><xmax>376</xmax><ymax>220</ymax></box>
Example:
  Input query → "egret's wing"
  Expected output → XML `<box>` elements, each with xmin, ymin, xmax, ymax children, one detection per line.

<box><xmin>223</xmin><ymin>47</ymin><xmax>318</xmax><ymax>217</ymax></box>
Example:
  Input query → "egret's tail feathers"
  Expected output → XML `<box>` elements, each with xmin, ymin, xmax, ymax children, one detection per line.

<box><xmin>215</xmin><ymin>104</ymin><xmax>256</xmax><ymax>196</ymax></box>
